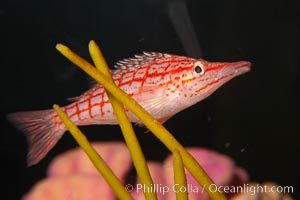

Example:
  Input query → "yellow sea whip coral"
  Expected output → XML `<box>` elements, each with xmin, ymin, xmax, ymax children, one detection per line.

<box><xmin>173</xmin><ymin>150</ymin><xmax>188</xmax><ymax>200</ymax></box>
<box><xmin>55</xmin><ymin>40</ymin><xmax>226</xmax><ymax>200</ymax></box>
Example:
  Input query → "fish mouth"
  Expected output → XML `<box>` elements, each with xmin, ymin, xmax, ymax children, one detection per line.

<box><xmin>215</xmin><ymin>61</ymin><xmax>251</xmax><ymax>79</ymax></box>
<box><xmin>231</xmin><ymin>61</ymin><xmax>251</xmax><ymax>76</ymax></box>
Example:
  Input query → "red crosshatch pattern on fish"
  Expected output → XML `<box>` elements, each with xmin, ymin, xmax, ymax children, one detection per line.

<box><xmin>7</xmin><ymin>51</ymin><xmax>251</xmax><ymax>166</ymax></box>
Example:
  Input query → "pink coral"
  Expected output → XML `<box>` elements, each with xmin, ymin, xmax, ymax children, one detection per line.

<box><xmin>23</xmin><ymin>142</ymin><xmax>250</xmax><ymax>200</ymax></box>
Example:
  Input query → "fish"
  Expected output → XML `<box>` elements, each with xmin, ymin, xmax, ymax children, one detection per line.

<box><xmin>7</xmin><ymin>52</ymin><xmax>251</xmax><ymax>166</ymax></box>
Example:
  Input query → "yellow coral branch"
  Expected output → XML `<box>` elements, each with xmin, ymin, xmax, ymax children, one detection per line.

<box><xmin>53</xmin><ymin>104</ymin><xmax>133</xmax><ymax>200</ymax></box>
<box><xmin>88</xmin><ymin>40</ymin><xmax>157</xmax><ymax>200</ymax></box>
<box><xmin>173</xmin><ymin>150</ymin><xmax>188</xmax><ymax>200</ymax></box>
<box><xmin>56</xmin><ymin>43</ymin><xmax>226</xmax><ymax>200</ymax></box>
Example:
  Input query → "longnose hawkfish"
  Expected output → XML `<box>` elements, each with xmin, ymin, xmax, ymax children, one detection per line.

<box><xmin>7</xmin><ymin>52</ymin><xmax>251</xmax><ymax>166</ymax></box>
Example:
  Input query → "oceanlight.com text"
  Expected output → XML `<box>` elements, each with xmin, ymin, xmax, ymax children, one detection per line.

<box><xmin>205</xmin><ymin>183</ymin><xmax>294</xmax><ymax>196</ymax></box>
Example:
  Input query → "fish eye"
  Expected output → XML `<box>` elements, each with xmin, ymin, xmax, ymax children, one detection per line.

<box><xmin>194</xmin><ymin>61</ymin><xmax>206</xmax><ymax>75</ymax></box>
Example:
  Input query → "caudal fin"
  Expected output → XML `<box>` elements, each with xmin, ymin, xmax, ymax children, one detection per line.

<box><xmin>7</xmin><ymin>109</ymin><xmax>65</xmax><ymax>166</ymax></box>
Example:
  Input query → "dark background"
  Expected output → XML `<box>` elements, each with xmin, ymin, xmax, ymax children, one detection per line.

<box><xmin>1</xmin><ymin>0</ymin><xmax>299</xmax><ymax>199</ymax></box>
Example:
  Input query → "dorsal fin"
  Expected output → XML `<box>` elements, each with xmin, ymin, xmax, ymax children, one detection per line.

<box><xmin>114</xmin><ymin>52</ymin><xmax>172</xmax><ymax>69</ymax></box>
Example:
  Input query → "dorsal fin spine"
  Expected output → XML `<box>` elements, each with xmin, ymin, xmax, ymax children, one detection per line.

<box><xmin>114</xmin><ymin>52</ymin><xmax>172</xmax><ymax>69</ymax></box>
